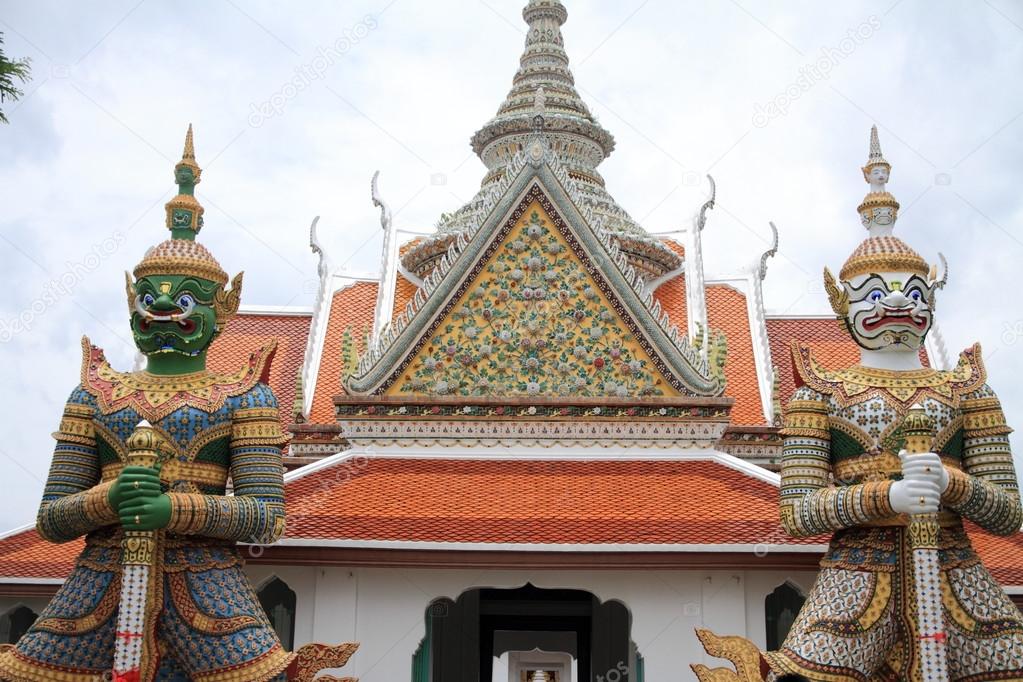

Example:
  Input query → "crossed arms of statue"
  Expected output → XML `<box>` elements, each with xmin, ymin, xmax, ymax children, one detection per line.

<box><xmin>35</xmin><ymin>384</ymin><xmax>286</xmax><ymax>545</ymax></box>
<box><xmin>779</xmin><ymin>383</ymin><xmax>1022</xmax><ymax>538</ymax></box>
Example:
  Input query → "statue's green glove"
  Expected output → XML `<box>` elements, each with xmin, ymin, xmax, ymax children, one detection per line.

<box><xmin>108</xmin><ymin>465</ymin><xmax>171</xmax><ymax>530</ymax></box>
<box><xmin>118</xmin><ymin>493</ymin><xmax>172</xmax><ymax>531</ymax></box>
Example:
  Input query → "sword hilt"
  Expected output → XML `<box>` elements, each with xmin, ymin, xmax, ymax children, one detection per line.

<box><xmin>125</xmin><ymin>420</ymin><xmax>169</xmax><ymax>469</ymax></box>
<box><xmin>902</xmin><ymin>403</ymin><xmax>937</xmax><ymax>456</ymax></box>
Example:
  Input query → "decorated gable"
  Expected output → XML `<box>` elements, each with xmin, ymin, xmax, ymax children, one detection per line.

<box><xmin>386</xmin><ymin>196</ymin><xmax>683</xmax><ymax>398</ymax></box>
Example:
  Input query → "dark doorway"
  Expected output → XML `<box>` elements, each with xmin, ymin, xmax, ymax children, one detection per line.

<box><xmin>258</xmin><ymin>577</ymin><xmax>297</xmax><ymax>650</ymax></box>
<box><xmin>765</xmin><ymin>581</ymin><xmax>805</xmax><ymax>650</ymax></box>
<box><xmin>423</xmin><ymin>584</ymin><xmax>631</xmax><ymax>682</ymax></box>
<box><xmin>0</xmin><ymin>606</ymin><xmax>38</xmax><ymax>644</ymax></box>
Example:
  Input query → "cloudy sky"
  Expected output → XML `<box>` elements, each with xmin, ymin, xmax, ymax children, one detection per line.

<box><xmin>0</xmin><ymin>0</ymin><xmax>1021</xmax><ymax>530</ymax></box>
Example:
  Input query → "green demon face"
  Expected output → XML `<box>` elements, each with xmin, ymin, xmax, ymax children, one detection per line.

<box><xmin>174</xmin><ymin>165</ymin><xmax>196</xmax><ymax>189</ymax></box>
<box><xmin>129</xmin><ymin>274</ymin><xmax>219</xmax><ymax>357</ymax></box>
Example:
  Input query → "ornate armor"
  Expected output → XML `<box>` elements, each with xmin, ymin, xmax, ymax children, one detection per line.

<box><xmin>766</xmin><ymin>345</ymin><xmax>1023</xmax><ymax>680</ymax></box>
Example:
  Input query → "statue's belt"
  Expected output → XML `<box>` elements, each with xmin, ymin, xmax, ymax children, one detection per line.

<box><xmin>101</xmin><ymin>460</ymin><xmax>228</xmax><ymax>488</ymax></box>
<box><xmin>832</xmin><ymin>452</ymin><xmax>963</xmax><ymax>528</ymax></box>
<box><xmin>833</xmin><ymin>451</ymin><xmax>962</xmax><ymax>483</ymax></box>
<box><xmin>862</xmin><ymin>512</ymin><xmax>962</xmax><ymax>528</ymax></box>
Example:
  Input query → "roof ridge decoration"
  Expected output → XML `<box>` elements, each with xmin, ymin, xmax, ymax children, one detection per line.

<box><xmin>401</xmin><ymin>0</ymin><xmax>681</xmax><ymax>282</ymax></box>
<box><xmin>346</xmin><ymin>157</ymin><xmax>718</xmax><ymax>397</ymax></box>
<box><xmin>371</xmin><ymin>171</ymin><xmax>399</xmax><ymax>342</ymax></box>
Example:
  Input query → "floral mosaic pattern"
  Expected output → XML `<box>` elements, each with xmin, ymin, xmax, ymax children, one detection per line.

<box><xmin>391</xmin><ymin>202</ymin><xmax>680</xmax><ymax>398</ymax></box>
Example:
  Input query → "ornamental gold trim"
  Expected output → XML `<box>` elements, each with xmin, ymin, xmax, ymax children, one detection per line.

<box><xmin>691</xmin><ymin>629</ymin><xmax>765</xmax><ymax>682</ymax></box>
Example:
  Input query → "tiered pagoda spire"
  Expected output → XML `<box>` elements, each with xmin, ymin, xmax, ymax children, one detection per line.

<box><xmin>403</xmin><ymin>0</ymin><xmax>681</xmax><ymax>282</ymax></box>
<box><xmin>470</xmin><ymin>0</ymin><xmax>614</xmax><ymax>171</ymax></box>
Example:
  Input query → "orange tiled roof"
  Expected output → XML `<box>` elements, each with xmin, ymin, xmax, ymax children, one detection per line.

<box><xmin>970</xmin><ymin>525</ymin><xmax>1023</xmax><ymax>586</ymax></box>
<box><xmin>208</xmin><ymin>312</ymin><xmax>311</xmax><ymax>428</ymax></box>
<box><xmin>662</xmin><ymin>238</ymin><xmax>685</xmax><ymax>259</ymax></box>
<box><xmin>766</xmin><ymin>317</ymin><xmax>929</xmax><ymax>406</ymax></box>
<box><xmin>2</xmin><ymin>463</ymin><xmax>1021</xmax><ymax>585</ymax></box>
<box><xmin>392</xmin><ymin>272</ymin><xmax>418</xmax><ymax>319</ymax></box>
<box><xmin>285</xmin><ymin>459</ymin><xmax>1023</xmax><ymax>579</ymax></box>
<box><xmin>309</xmin><ymin>282</ymin><xmax>378</xmax><ymax>422</ymax></box>
<box><xmin>707</xmin><ymin>285</ymin><xmax>764</xmax><ymax>425</ymax></box>
<box><xmin>0</xmin><ymin>529</ymin><xmax>81</xmax><ymax>580</ymax></box>
<box><xmin>654</xmin><ymin>278</ymin><xmax>766</xmax><ymax>425</ymax></box>
<box><xmin>284</xmin><ymin>458</ymin><xmax>817</xmax><ymax>546</ymax></box>
<box><xmin>653</xmin><ymin>273</ymin><xmax>688</xmax><ymax>333</ymax></box>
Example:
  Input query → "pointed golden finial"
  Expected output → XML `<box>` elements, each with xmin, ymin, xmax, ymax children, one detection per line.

<box><xmin>175</xmin><ymin>123</ymin><xmax>202</xmax><ymax>185</ymax></box>
<box><xmin>861</xmin><ymin>124</ymin><xmax>891</xmax><ymax>187</ymax></box>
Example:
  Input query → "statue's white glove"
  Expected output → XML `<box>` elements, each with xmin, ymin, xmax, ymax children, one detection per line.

<box><xmin>889</xmin><ymin>450</ymin><xmax>946</xmax><ymax>515</ymax></box>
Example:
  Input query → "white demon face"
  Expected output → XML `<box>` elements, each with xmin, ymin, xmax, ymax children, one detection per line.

<box><xmin>843</xmin><ymin>271</ymin><xmax>936</xmax><ymax>352</ymax></box>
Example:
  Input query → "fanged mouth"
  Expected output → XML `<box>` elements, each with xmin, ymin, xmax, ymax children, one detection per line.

<box><xmin>139</xmin><ymin>318</ymin><xmax>197</xmax><ymax>334</ymax></box>
<box><xmin>861</xmin><ymin>310</ymin><xmax>927</xmax><ymax>332</ymax></box>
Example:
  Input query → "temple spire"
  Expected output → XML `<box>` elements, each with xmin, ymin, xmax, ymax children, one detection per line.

<box><xmin>470</xmin><ymin>0</ymin><xmax>614</xmax><ymax>171</ymax></box>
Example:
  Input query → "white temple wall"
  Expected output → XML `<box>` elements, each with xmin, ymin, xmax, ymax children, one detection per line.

<box><xmin>234</xmin><ymin>564</ymin><xmax>818</xmax><ymax>682</ymax></box>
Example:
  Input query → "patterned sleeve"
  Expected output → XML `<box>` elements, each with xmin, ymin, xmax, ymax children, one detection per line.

<box><xmin>166</xmin><ymin>383</ymin><xmax>288</xmax><ymax>543</ymax></box>
<box><xmin>943</xmin><ymin>383</ymin><xmax>1022</xmax><ymax>536</ymax></box>
<box><xmin>36</xmin><ymin>386</ymin><xmax>119</xmax><ymax>543</ymax></box>
<box><xmin>779</xmin><ymin>386</ymin><xmax>895</xmax><ymax>537</ymax></box>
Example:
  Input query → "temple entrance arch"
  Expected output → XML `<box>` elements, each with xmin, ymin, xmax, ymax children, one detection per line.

<box><xmin>420</xmin><ymin>584</ymin><xmax>633</xmax><ymax>682</ymax></box>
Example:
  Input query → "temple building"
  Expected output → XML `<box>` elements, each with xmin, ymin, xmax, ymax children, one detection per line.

<box><xmin>0</xmin><ymin>1</ymin><xmax>1020</xmax><ymax>680</ymax></box>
